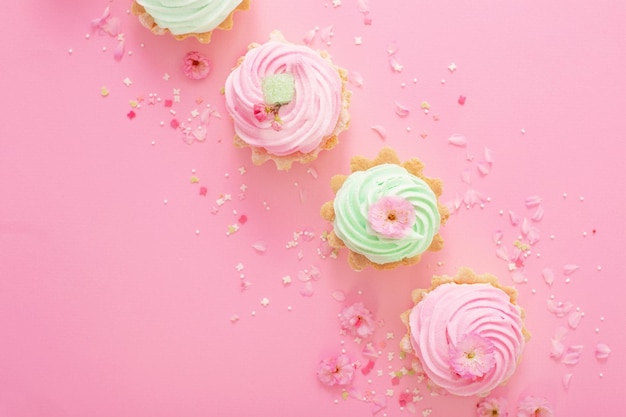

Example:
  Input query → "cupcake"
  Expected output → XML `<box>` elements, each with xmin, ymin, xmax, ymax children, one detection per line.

<box><xmin>400</xmin><ymin>268</ymin><xmax>530</xmax><ymax>397</ymax></box>
<box><xmin>224</xmin><ymin>31</ymin><xmax>351</xmax><ymax>170</ymax></box>
<box><xmin>131</xmin><ymin>0</ymin><xmax>250</xmax><ymax>44</ymax></box>
<box><xmin>320</xmin><ymin>147</ymin><xmax>448</xmax><ymax>271</ymax></box>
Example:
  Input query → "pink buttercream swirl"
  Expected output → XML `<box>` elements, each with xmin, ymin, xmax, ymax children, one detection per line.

<box><xmin>408</xmin><ymin>282</ymin><xmax>525</xmax><ymax>396</ymax></box>
<box><xmin>224</xmin><ymin>35</ymin><xmax>344</xmax><ymax>156</ymax></box>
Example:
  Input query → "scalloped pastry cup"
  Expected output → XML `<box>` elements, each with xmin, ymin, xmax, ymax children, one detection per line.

<box><xmin>131</xmin><ymin>0</ymin><xmax>250</xmax><ymax>44</ymax></box>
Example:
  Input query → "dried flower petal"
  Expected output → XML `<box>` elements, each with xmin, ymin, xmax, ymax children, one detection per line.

<box><xmin>567</xmin><ymin>311</ymin><xmax>582</xmax><ymax>329</ymax></box>
<box><xmin>509</xmin><ymin>210</ymin><xmax>520</xmax><ymax>226</ymax></box>
<box><xmin>542</xmin><ymin>268</ymin><xmax>554</xmax><ymax>287</ymax></box>
<box><xmin>483</xmin><ymin>148</ymin><xmax>494</xmax><ymax>164</ymax></box>
<box><xmin>562</xmin><ymin>373</ymin><xmax>573</xmax><ymax>391</ymax></box>
<box><xmin>531</xmin><ymin>206</ymin><xmax>544</xmax><ymax>222</ymax></box>
<box><xmin>477</xmin><ymin>161</ymin><xmax>491</xmax><ymax>176</ymax></box>
<box><xmin>252</xmin><ymin>241</ymin><xmax>267</xmax><ymax>253</ymax></box>
<box><xmin>303</xmin><ymin>28</ymin><xmax>316</xmax><ymax>45</ymax></box>
<box><xmin>562</xmin><ymin>345</ymin><xmax>584</xmax><ymax>366</ymax></box>
<box><xmin>394</xmin><ymin>101</ymin><xmax>410</xmax><ymax>117</ymax></box>
<box><xmin>448</xmin><ymin>134</ymin><xmax>467</xmax><ymax>147</ymax></box>
<box><xmin>595</xmin><ymin>344</ymin><xmax>611</xmax><ymax>360</ymax></box>
<box><xmin>320</xmin><ymin>25</ymin><xmax>333</xmax><ymax>43</ymax></box>
<box><xmin>371</xmin><ymin>125</ymin><xmax>387</xmax><ymax>140</ymax></box>
<box><xmin>300</xmin><ymin>281</ymin><xmax>314</xmax><ymax>297</ymax></box>
<box><xmin>546</xmin><ymin>299</ymin><xmax>573</xmax><ymax>318</ymax></box>
<box><xmin>563</xmin><ymin>264</ymin><xmax>579</xmax><ymax>276</ymax></box>
<box><xmin>525</xmin><ymin>195</ymin><xmax>542</xmax><ymax>208</ymax></box>
<box><xmin>511</xmin><ymin>269</ymin><xmax>525</xmax><ymax>284</ymax></box>
<box><xmin>348</xmin><ymin>71</ymin><xmax>364</xmax><ymax>87</ymax></box>
<box><xmin>331</xmin><ymin>290</ymin><xmax>346</xmax><ymax>302</ymax></box>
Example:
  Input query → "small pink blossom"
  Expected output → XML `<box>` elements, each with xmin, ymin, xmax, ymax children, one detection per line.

<box><xmin>183</xmin><ymin>51</ymin><xmax>211</xmax><ymax>80</ymax></box>
<box><xmin>516</xmin><ymin>396</ymin><xmax>553</xmax><ymax>417</ymax></box>
<box><xmin>477</xmin><ymin>397</ymin><xmax>508</xmax><ymax>417</ymax></box>
<box><xmin>271</xmin><ymin>119</ymin><xmax>283</xmax><ymax>131</ymax></box>
<box><xmin>339</xmin><ymin>302</ymin><xmax>376</xmax><ymax>338</ymax></box>
<box><xmin>253</xmin><ymin>103</ymin><xmax>267</xmax><ymax>122</ymax></box>
<box><xmin>317</xmin><ymin>354</ymin><xmax>355</xmax><ymax>386</ymax></box>
<box><xmin>368</xmin><ymin>195</ymin><xmax>416</xmax><ymax>238</ymax></box>
<box><xmin>449</xmin><ymin>333</ymin><xmax>496</xmax><ymax>380</ymax></box>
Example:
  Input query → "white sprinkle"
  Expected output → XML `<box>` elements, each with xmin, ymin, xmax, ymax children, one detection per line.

<box><xmin>85</xmin><ymin>34</ymin><xmax>90</xmax><ymax>39</ymax></box>
<box><xmin>597</xmin><ymin>266</ymin><xmax>602</xmax><ymax>271</ymax></box>
<box><xmin>287</xmin><ymin>306</ymin><xmax>292</xmax><ymax>311</ymax></box>
<box><xmin>595</xmin><ymin>328</ymin><xmax>600</xmax><ymax>333</ymax></box>
<box><xmin>406</xmin><ymin>127</ymin><xmax>411</xmax><ymax>132</ymax></box>
<box><xmin>251</xmin><ymin>311</ymin><xmax>256</xmax><ymax>316</ymax></box>
<box><xmin>550</xmin><ymin>235</ymin><xmax>555</xmax><ymax>240</ymax></box>
<box><xmin>600</xmin><ymin>373</ymin><xmax>604</xmax><ymax>377</ymax></box>
<box><xmin>68</xmin><ymin>48</ymin><xmax>73</xmax><ymax>54</ymax></box>
<box><xmin>102</xmin><ymin>46</ymin><xmax>107</xmax><ymax>52</ymax></box>
<box><xmin>532</xmin><ymin>289</ymin><xmax>536</xmax><ymax>294</ymax></box>
<box><xmin>401</xmin><ymin>82</ymin><xmax>406</xmax><ymax>88</ymax></box>
<box><xmin>563</xmin><ymin>192</ymin><xmax>568</xmax><ymax>198</ymax></box>
<box><xmin>580</xmin><ymin>196</ymin><xmax>584</xmax><ymax>202</ymax></box>
<box><xmin>163</xmin><ymin>199</ymin><xmax>168</xmax><ymax>204</ymax></box>
<box><xmin>195</xmin><ymin>230</ymin><xmax>200</xmax><ymax>235</ymax></box>
<box><xmin>521</xmin><ymin>128</ymin><xmax>526</xmax><ymax>134</ymax></box>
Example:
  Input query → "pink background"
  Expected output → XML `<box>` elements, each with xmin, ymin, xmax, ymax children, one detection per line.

<box><xmin>1</xmin><ymin>0</ymin><xmax>625</xmax><ymax>415</ymax></box>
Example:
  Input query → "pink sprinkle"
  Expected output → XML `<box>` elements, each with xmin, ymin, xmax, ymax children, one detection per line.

<box><xmin>199</xmin><ymin>186</ymin><xmax>208</xmax><ymax>196</ymax></box>
<box><xmin>458</xmin><ymin>95</ymin><xmax>466</xmax><ymax>105</ymax></box>
<box><xmin>238</xmin><ymin>215</ymin><xmax>247</xmax><ymax>224</ymax></box>
<box><xmin>126</xmin><ymin>110</ymin><xmax>136</xmax><ymax>119</ymax></box>
<box><xmin>164</xmin><ymin>99</ymin><xmax>173</xmax><ymax>107</ymax></box>
<box><xmin>170</xmin><ymin>119</ymin><xmax>180</xmax><ymax>129</ymax></box>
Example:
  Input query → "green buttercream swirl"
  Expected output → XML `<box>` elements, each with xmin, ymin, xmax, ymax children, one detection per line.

<box><xmin>333</xmin><ymin>164</ymin><xmax>440</xmax><ymax>264</ymax></box>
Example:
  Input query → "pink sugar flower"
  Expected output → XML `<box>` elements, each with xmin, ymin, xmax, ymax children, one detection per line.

<box><xmin>339</xmin><ymin>302</ymin><xmax>376</xmax><ymax>338</ymax></box>
<box><xmin>183</xmin><ymin>51</ymin><xmax>211</xmax><ymax>80</ymax></box>
<box><xmin>477</xmin><ymin>397</ymin><xmax>508</xmax><ymax>417</ymax></box>
<box><xmin>449</xmin><ymin>333</ymin><xmax>496</xmax><ymax>380</ymax></box>
<box><xmin>516</xmin><ymin>396</ymin><xmax>553</xmax><ymax>417</ymax></box>
<box><xmin>367</xmin><ymin>195</ymin><xmax>416</xmax><ymax>238</ymax></box>
<box><xmin>317</xmin><ymin>354</ymin><xmax>355</xmax><ymax>386</ymax></box>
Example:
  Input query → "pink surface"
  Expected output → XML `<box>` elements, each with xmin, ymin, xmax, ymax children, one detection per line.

<box><xmin>1</xmin><ymin>1</ymin><xmax>625</xmax><ymax>415</ymax></box>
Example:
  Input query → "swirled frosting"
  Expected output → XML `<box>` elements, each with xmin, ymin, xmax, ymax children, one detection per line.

<box><xmin>408</xmin><ymin>282</ymin><xmax>525</xmax><ymax>396</ymax></box>
<box><xmin>224</xmin><ymin>36</ymin><xmax>344</xmax><ymax>156</ymax></box>
<box><xmin>136</xmin><ymin>0</ymin><xmax>243</xmax><ymax>35</ymax></box>
<box><xmin>332</xmin><ymin>164</ymin><xmax>441</xmax><ymax>265</ymax></box>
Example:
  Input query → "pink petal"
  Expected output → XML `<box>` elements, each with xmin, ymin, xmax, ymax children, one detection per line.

<box><xmin>595</xmin><ymin>344</ymin><xmax>611</xmax><ymax>360</ymax></box>
<box><xmin>547</xmin><ymin>299</ymin><xmax>573</xmax><ymax>318</ymax></box>
<box><xmin>495</xmin><ymin>246</ymin><xmax>510</xmax><ymax>262</ymax></box>
<box><xmin>568</xmin><ymin>311</ymin><xmax>582</xmax><ymax>329</ymax></box>
<box><xmin>309</xmin><ymin>265</ymin><xmax>321</xmax><ymax>281</ymax></box>
<box><xmin>297</xmin><ymin>270</ymin><xmax>310</xmax><ymax>282</ymax></box>
<box><xmin>527</xmin><ymin>227</ymin><xmax>540</xmax><ymax>245</ymax></box>
<box><xmin>303</xmin><ymin>28</ymin><xmax>316</xmax><ymax>45</ymax></box>
<box><xmin>562</xmin><ymin>345</ymin><xmax>584</xmax><ymax>366</ymax></box>
<box><xmin>542</xmin><ymin>267</ymin><xmax>554</xmax><ymax>286</ymax></box>
<box><xmin>563</xmin><ymin>264</ymin><xmax>579</xmax><ymax>276</ymax></box>
<box><xmin>331</xmin><ymin>290</ymin><xmax>346</xmax><ymax>302</ymax></box>
<box><xmin>394</xmin><ymin>101</ymin><xmax>410</xmax><ymax>117</ymax></box>
<box><xmin>362</xmin><ymin>343</ymin><xmax>380</xmax><ymax>359</ymax></box>
<box><xmin>362</xmin><ymin>12</ymin><xmax>372</xmax><ymax>25</ymax></box>
<box><xmin>193</xmin><ymin>126</ymin><xmax>207</xmax><ymax>141</ymax></box>
<box><xmin>493</xmin><ymin>229</ymin><xmax>503</xmax><ymax>244</ymax></box>
<box><xmin>525</xmin><ymin>195</ymin><xmax>543</xmax><ymax>208</ymax></box>
<box><xmin>370</xmin><ymin>125</ymin><xmax>387</xmax><ymax>140</ymax></box>
<box><xmin>464</xmin><ymin>189</ymin><xmax>478</xmax><ymax>206</ymax></box>
<box><xmin>460</xmin><ymin>169</ymin><xmax>472</xmax><ymax>185</ymax></box>
<box><xmin>319</xmin><ymin>25</ymin><xmax>333</xmax><ymax>43</ymax></box>
<box><xmin>476</xmin><ymin>161</ymin><xmax>491</xmax><ymax>176</ymax></box>
<box><xmin>300</xmin><ymin>281</ymin><xmax>314</xmax><ymax>297</ymax></box>
<box><xmin>509</xmin><ymin>210</ymin><xmax>520</xmax><ymax>226</ymax></box>
<box><xmin>521</xmin><ymin>217</ymin><xmax>531</xmax><ymax>236</ymax></box>
<box><xmin>307</xmin><ymin>167</ymin><xmax>319</xmax><ymax>179</ymax></box>
<box><xmin>389</xmin><ymin>55</ymin><xmax>403</xmax><ymax>72</ymax></box>
<box><xmin>252</xmin><ymin>241</ymin><xmax>267</xmax><ymax>253</ymax></box>
<box><xmin>200</xmin><ymin>108</ymin><xmax>211</xmax><ymax>124</ymax></box>
<box><xmin>511</xmin><ymin>268</ymin><xmax>526</xmax><ymax>284</ymax></box>
<box><xmin>447</xmin><ymin>134</ymin><xmax>467</xmax><ymax>147</ymax></box>
<box><xmin>358</xmin><ymin>0</ymin><xmax>371</xmax><ymax>13</ymax></box>
<box><xmin>550</xmin><ymin>338</ymin><xmax>565</xmax><ymax>360</ymax></box>
<box><xmin>113</xmin><ymin>39</ymin><xmax>125</xmax><ymax>61</ymax></box>
<box><xmin>483</xmin><ymin>147</ymin><xmax>494</xmax><ymax>164</ymax></box>
<box><xmin>531</xmin><ymin>206</ymin><xmax>544</xmax><ymax>222</ymax></box>
<box><xmin>348</xmin><ymin>71</ymin><xmax>364</xmax><ymax>87</ymax></box>
<box><xmin>562</xmin><ymin>373</ymin><xmax>573</xmax><ymax>391</ymax></box>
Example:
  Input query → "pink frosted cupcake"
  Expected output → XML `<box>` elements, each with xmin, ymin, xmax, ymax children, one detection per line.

<box><xmin>224</xmin><ymin>31</ymin><xmax>351</xmax><ymax>170</ymax></box>
<box><xmin>400</xmin><ymin>268</ymin><xmax>530</xmax><ymax>397</ymax></box>
<box><xmin>131</xmin><ymin>0</ymin><xmax>250</xmax><ymax>44</ymax></box>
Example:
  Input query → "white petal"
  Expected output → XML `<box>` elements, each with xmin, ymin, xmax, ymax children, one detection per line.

<box><xmin>483</xmin><ymin>147</ymin><xmax>494</xmax><ymax>164</ymax></box>
<box><xmin>563</xmin><ymin>264</ymin><xmax>579</xmax><ymax>276</ymax></box>
<box><xmin>252</xmin><ymin>241</ymin><xmax>267</xmax><ymax>253</ymax></box>
<box><xmin>568</xmin><ymin>311</ymin><xmax>582</xmax><ymax>329</ymax></box>
<box><xmin>394</xmin><ymin>101</ymin><xmax>410</xmax><ymax>117</ymax></box>
<box><xmin>509</xmin><ymin>210</ymin><xmax>520</xmax><ymax>226</ymax></box>
<box><xmin>525</xmin><ymin>195</ymin><xmax>543</xmax><ymax>207</ymax></box>
<box><xmin>531</xmin><ymin>206</ymin><xmax>544</xmax><ymax>222</ymax></box>
<box><xmin>348</xmin><ymin>71</ymin><xmax>364</xmax><ymax>87</ymax></box>
<box><xmin>331</xmin><ymin>291</ymin><xmax>346</xmax><ymax>302</ymax></box>
<box><xmin>562</xmin><ymin>373</ymin><xmax>573</xmax><ymax>391</ymax></box>
<box><xmin>562</xmin><ymin>345</ymin><xmax>584</xmax><ymax>366</ymax></box>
